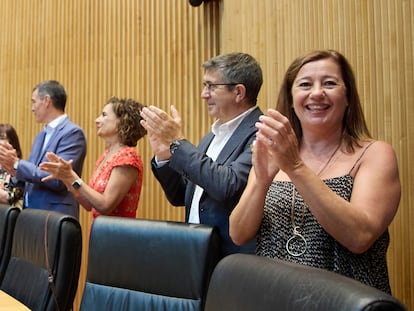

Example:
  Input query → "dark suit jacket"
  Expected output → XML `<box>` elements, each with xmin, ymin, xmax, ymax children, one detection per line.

<box><xmin>152</xmin><ymin>107</ymin><xmax>262</xmax><ymax>256</ymax></box>
<box><xmin>16</xmin><ymin>117</ymin><xmax>87</xmax><ymax>218</ymax></box>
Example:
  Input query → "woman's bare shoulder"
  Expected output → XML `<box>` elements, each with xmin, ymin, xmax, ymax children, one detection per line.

<box><xmin>354</xmin><ymin>140</ymin><xmax>398</xmax><ymax>173</ymax></box>
<box><xmin>359</xmin><ymin>140</ymin><xmax>397</xmax><ymax>158</ymax></box>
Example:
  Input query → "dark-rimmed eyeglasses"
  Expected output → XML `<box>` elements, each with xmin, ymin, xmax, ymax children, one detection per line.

<box><xmin>202</xmin><ymin>82</ymin><xmax>240</xmax><ymax>92</ymax></box>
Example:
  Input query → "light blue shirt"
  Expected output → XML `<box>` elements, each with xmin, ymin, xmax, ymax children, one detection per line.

<box><xmin>42</xmin><ymin>114</ymin><xmax>68</xmax><ymax>152</ymax></box>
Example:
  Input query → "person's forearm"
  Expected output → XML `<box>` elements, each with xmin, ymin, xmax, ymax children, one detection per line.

<box><xmin>169</xmin><ymin>140</ymin><xmax>254</xmax><ymax>202</ymax></box>
<box><xmin>71</xmin><ymin>189</ymin><xmax>93</xmax><ymax>211</ymax></box>
<box><xmin>230</xmin><ymin>171</ymin><xmax>267</xmax><ymax>245</ymax></box>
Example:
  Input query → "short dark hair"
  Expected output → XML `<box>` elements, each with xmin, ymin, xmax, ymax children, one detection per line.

<box><xmin>0</xmin><ymin>123</ymin><xmax>23</xmax><ymax>159</ymax></box>
<box><xmin>107</xmin><ymin>97</ymin><xmax>147</xmax><ymax>147</ymax></box>
<box><xmin>202</xmin><ymin>52</ymin><xmax>263</xmax><ymax>106</ymax></box>
<box><xmin>33</xmin><ymin>80</ymin><xmax>67</xmax><ymax>111</ymax></box>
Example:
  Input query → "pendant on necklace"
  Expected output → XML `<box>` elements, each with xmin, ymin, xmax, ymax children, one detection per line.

<box><xmin>286</xmin><ymin>186</ymin><xmax>308</xmax><ymax>257</ymax></box>
<box><xmin>286</xmin><ymin>226</ymin><xmax>307</xmax><ymax>257</ymax></box>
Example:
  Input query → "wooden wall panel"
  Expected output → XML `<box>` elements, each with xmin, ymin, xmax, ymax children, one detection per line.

<box><xmin>220</xmin><ymin>0</ymin><xmax>413</xmax><ymax>309</ymax></box>
<box><xmin>1</xmin><ymin>0</ymin><xmax>413</xmax><ymax>310</ymax></box>
<box><xmin>1</xmin><ymin>1</ymin><xmax>219</xmax><ymax>309</ymax></box>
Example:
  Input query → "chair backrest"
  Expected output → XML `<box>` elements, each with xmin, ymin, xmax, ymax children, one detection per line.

<box><xmin>205</xmin><ymin>254</ymin><xmax>407</xmax><ymax>311</ymax></box>
<box><xmin>0</xmin><ymin>205</ymin><xmax>20</xmax><ymax>284</ymax></box>
<box><xmin>0</xmin><ymin>209</ymin><xmax>82</xmax><ymax>311</ymax></box>
<box><xmin>80</xmin><ymin>216</ymin><xmax>222</xmax><ymax>311</ymax></box>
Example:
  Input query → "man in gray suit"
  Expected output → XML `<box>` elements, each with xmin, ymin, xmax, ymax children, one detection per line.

<box><xmin>141</xmin><ymin>53</ymin><xmax>263</xmax><ymax>255</ymax></box>
<box><xmin>0</xmin><ymin>80</ymin><xmax>87</xmax><ymax>218</ymax></box>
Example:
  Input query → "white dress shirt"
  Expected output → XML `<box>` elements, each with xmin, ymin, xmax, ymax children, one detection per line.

<box><xmin>188</xmin><ymin>107</ymin><xmax>255</xmax><ymax>223</ymax></box>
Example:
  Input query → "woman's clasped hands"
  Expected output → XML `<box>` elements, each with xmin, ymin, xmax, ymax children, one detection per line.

<box><xmin>252</xmin><ymin>109</ymin><xmax>300</xmax><ymax>186</ymax></box>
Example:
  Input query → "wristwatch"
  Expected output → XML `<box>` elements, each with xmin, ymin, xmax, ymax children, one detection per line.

<box><xmin>71</xmin><ymin>178</ymin><xmax>83</xmax><ymax>190</ymax></box>
<box><xmin>170</xmin><ymin>139</ymin><xmax>184</xmax><ymax>155</ymax></box>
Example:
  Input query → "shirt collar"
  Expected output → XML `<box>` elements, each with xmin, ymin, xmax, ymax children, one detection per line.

<box><xmin>47</xmin><ymin>114</ymin><xmax>68</xmax><ymax>130</ymax></box>
<box><xmin>211</xmin><ymin>106</ymin><xmax>256</xmax><ymax>137</ymax></box>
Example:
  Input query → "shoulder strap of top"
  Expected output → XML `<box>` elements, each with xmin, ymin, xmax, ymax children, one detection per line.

<box><xmin>349</xmin><ymin>141</ymin><xmax>376</xmax><ymax>175</ymax></box>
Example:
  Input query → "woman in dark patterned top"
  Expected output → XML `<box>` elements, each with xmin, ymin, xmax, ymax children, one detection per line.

<box><xmin>229</xmin><ymin>49</ymin><xmax>401</xmax><ymax>293</ymax></box>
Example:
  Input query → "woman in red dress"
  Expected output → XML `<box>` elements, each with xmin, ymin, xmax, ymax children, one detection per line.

<box><xmin>40</xmin><ymin>97</ymin><xmax>147</xmax><ymax>222</ymax></box>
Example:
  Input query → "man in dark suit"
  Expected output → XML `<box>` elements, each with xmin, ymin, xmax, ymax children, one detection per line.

<box><xmin>0</xmin><ymin>80</ymin><xmax>87</xmax><ymax>218</ymax></box>
<box><xmin>140</xmin><ymin>53</ymin><xmax>263</xmax><ymax>255</ymax></box>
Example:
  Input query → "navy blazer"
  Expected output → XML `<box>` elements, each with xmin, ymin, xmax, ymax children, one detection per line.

<box><xmin>152</xmin><ymin>107</ymin><xmax>262</xmax><ymax>256</ymax></box>
<box><xmin>16</xmin><ymin>117</ymin><xmax>87</xmax><ymax>218</ymax></box>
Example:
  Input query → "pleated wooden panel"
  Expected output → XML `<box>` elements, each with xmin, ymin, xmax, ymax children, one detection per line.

<box><xmin>3</xmin><ymin>0</ymin><xmax>413</xmax><ymax>309</ymax></box>
<box><xmin>1</xmin><ymin>1</ymin><xmax>219</xmax><ymax>310</ymax></box>
<box><xmin>220</xmin><ymin>0</ymin><xmax>413</xmax><ymax>309</ymax></box>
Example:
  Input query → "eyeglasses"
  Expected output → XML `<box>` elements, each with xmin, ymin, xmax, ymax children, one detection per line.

<box><xmin>202</xmin><ymin>82</ymin><xmax>240</xmax><ymax>92</ymax></box>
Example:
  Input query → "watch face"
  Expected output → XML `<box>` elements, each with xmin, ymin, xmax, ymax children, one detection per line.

<box><xmin>72</xmin><ymin>180</ymin><xmax>83</xmax><ymax>190</ymax></box>
<box><xmin>170</xmin><ymin>140</ymin><xmax>181</xmax><ymax>154</ymax></box>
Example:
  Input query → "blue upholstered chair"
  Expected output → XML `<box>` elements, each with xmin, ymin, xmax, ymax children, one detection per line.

<box><xmin>0</xmin><ymin>205</ymin><xmax>20</xmax><ymax>285</ymax></box>
<box><xmin>0</xmin><ymin>209</ymin><xmax>82</xmax><ymax>311</ymax></box>
<box><xmin>80</xmin><ymin>216</ymin><xmax>221</xmax><ymax>311</ymax></box>
<box><xmin>205</xmin><ymin>254</ymin><xmax>407</xmax><ymax>311</ymax></box>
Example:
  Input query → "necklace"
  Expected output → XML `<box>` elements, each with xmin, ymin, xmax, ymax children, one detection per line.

<box><xmin>285</xmin><ymin>185</ymin><xmax>307</xmax><ymax>256</ymax></box>
<box><xmin>285</xmin><ymin>144</ymin><xmax>341</xmax><ymax>257</ymax></box>
<box><xmin>316</xmin><ymin>144</ymin><xmax>341</xmax><ymax>177</ymax></box>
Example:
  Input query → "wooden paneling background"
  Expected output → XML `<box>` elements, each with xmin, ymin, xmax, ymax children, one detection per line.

<box><xmin>1</xmin><ymin>1</ymin><xmax>219</xmax><ymax>309</ymax></box>
<box><xmin>220</xmin><ymin>0</ymin><xmax>413</xmax><ymax>309</ymax></box>
<box><xmin>0</xmin><ymin>0</ymin><xmax>412</xmax><ymax>310</ymax></box>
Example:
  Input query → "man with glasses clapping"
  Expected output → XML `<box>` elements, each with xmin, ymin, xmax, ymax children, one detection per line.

<box><xmin>140</xmin><ymin>52</ymin><xmax>263</xmax><ymax>256</ymax></box>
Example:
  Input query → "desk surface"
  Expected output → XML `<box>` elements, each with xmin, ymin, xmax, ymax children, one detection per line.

<box><xmin>0</xmin><ymin>290</ymin><xmax>31</xmax><ymax>310</ymax></box>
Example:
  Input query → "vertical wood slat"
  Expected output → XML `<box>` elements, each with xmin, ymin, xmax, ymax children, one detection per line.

<box><xmin>0</xmin><ymin>1</ymin><xmax>219</xmax><ymax>310</ymax></box>
<box><xmin>220</xmin><ymin>1</ymin><xmax>413</xmax><ymax>309</ymax></box>
<box><xmin>1</xmin><ymin>0</ymin><xmax>412</xmax><ymax>310</ymax></box>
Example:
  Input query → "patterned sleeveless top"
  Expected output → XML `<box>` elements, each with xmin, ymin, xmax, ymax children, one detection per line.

<box><xmin>257</xmin><ymin>142</ymin><xmax>391</xmax><ymax>293</ymax></box>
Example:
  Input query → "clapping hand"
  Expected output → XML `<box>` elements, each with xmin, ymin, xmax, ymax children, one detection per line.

<box><xmin>39</xmin><ymin>152</ymin><xmax>75</xmax><ymax>183</ymax></box>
